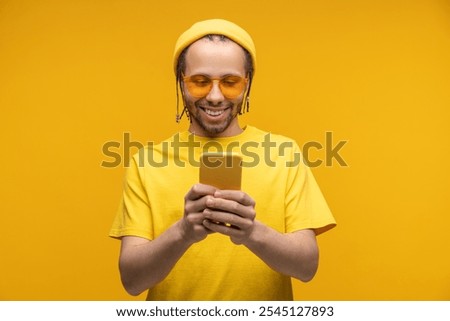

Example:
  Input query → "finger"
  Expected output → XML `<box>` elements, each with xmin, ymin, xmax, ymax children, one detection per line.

<box><xmin>203</xmin><ymin>209</ymin><xmax>253</xmax><ymax>230</ymax></box>
<box><xmin>203</xmin><ymin>219</ymin><xmax>244</xmax><ymax>236</ymax></box>
<box><xmin>185</xmin><ymin>184</ymin><xmax>217</xmax><ymax>201</ymax></box>
<box><xmin>187</xmin><ymin>223</ymin><xmax>214</xmax><ymax>243</ymax></box>
<box><xmin>214</xmin><ymin>190</ymin><xmax>255</xmax><ymax>207</ymax></box>
<box><xmin>185</xmin><ymin>195</ymin><xmax>215</xmax><ymax>214</ymax></box>
<box><xmin>185</xmin><ymin>212</ymin><xmax>209</xmax><ymax>225</ymax></box>
<box><xmin>206</xmin><ymin>197</ymin><xmax>256</xmax><ymax>220</ymax></box>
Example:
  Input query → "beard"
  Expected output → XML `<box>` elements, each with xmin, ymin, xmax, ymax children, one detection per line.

<box><xmin>188</xmin><ymin>99</ymin><xmax>242</xmax><ymax>136</ymax></box>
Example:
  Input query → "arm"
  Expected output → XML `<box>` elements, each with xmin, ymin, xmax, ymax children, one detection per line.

<box><xmin>202</xmin><ymin>190</ymin><xmax>319</xmax><ymax>282</ymax></box>
<box><xmin>243</xmin><ymin>224</ymin><xmax>318</xmax><ymax>282</ymax></box>
<box><xmin>119</xmin><ymin>184</ymin><xmax>216</xmax><ymax>296</ymax></box>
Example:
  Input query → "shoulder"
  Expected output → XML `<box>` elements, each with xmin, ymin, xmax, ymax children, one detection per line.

<box><xmin>245</xmin><ymin>126</ymin><xmax>300</xmax><ymax>149</ymax></box>
<box><xmin>131</xmin><ymin>131</ymin><xmax>189</xmax><ymax>156</ymax></box>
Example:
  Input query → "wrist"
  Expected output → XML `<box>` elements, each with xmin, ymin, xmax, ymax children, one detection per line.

<box><xmin>173</xmin><ymin>220</ymin><xmax>197</xmax><ymax>248</ymax></box>
<box><xmin>242</xmin><ymin>220</ymin><xmax>268</xmax><ymax>250</ymax></box>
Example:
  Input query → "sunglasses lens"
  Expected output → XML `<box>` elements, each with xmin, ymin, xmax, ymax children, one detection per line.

<box><xmin>184</xmin><ymin>75</ymin><xmax>247</xmax><ymax>98</ymax></box>
<box><xmin>184</xmin><ymin>75</ymin><xmax>212</xmax><ymax>97</ymax></box>
<box><xmin>220</xmin><ymin>76</ymin><xmax>247</xmax><ymax>98</ymax></box>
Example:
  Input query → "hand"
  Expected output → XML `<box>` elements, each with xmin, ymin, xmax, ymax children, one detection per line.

<box><xmin>181</xmin><ymin>184</ymin><xmax>217</xmax><ymax>244</ymax></box>
<box><xmin>202</xmin><ymin>190</ymin><xmax>256</xmax><ymax>245</ymax></box>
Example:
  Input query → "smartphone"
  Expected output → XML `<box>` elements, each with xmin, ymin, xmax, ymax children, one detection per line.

<box><xmin>199</xmin><ymin>152</ymin><xmax>242</xmax><ymax>190</ymax></box>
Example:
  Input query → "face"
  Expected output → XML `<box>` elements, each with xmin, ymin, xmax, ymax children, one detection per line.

<box><xmin>182</xmin><ymin>38</ymin><xmax>248</xmax><ymax>137</ymax></box>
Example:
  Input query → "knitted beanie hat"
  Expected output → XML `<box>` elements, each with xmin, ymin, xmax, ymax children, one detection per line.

<box><xmin>173</xmin><ymin>19</ymin><xmax>256</xmax><ymax>75</ymax></box>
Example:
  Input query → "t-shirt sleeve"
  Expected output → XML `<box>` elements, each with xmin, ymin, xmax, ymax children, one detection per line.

<box><xmin>109</xmin><ymin>154</ymin><xmax>154</xmax><ymax>240</ymax></box>
<box><xmin>284</xmin><ymin>143</ymin><xmax>336</xmax><ymax>235</ymax></box>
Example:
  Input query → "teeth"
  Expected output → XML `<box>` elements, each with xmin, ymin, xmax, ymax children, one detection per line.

<box><xmin>204</xmin><ymin>108</ymin><xmax>224</xmax><ymax>116</ymax></box>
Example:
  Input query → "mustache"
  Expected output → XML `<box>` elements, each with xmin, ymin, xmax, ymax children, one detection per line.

<box><xmin>194</xmin><ymin>100</ymin><xmax>234</xmax><ymax>109</ymax></box>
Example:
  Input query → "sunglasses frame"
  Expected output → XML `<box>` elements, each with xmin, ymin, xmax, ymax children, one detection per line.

<box><xmin>182</xmin><ymin>74</ymin><xmax>248</xmax><ymax>99</ymax></box>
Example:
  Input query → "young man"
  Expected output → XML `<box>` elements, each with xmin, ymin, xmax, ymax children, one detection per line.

<box><xmin>110</xmin><ymin>19</ymin><xmax>336</xmax><ymax>300</ymax></box>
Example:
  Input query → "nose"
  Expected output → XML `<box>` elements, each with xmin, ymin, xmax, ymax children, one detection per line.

<box><xmin>205</xmin><ymin>80</ymin><xmax>225</xmax><ymax>105</ymax></box>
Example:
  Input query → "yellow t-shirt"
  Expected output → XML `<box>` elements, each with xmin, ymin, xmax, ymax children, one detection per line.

<box><xmin>109</xmin><ymin>126</ymin><xmax>336</xmax><ymax>300</ymax></box>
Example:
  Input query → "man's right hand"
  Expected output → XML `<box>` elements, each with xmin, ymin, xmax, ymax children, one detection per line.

<box><xmin>181</xmin><ymin>183</ymin><xmax>217</xmax><ymax>244</ymax></box>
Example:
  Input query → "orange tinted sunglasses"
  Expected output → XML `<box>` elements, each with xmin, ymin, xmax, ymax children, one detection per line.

<box><xmin>183</xmin><ymin>74</ymin><xmax>248</xmax><ymax>99</ymax></box>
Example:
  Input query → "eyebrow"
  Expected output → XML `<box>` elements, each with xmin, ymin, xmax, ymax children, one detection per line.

<box><xmin>186</xmin><ymin>72</ymin><xmax>244</xmax><ymax>78</ymax></box>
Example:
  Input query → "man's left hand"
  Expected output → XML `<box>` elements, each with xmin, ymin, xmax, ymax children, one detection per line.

<box><xmin>202</xmin><ymin>190</ymin><xmax>256</xmax><ymax>245</ymax></box>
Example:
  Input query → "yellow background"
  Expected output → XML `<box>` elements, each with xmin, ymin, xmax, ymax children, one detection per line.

<box><xmin>1</xmin><ymin>0</ymin><xmax>449</xmax><ymax>300</ymax></box>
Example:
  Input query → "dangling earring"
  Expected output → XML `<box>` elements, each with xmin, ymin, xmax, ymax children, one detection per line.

<box><xmin>176</xmin><ymin>106</ymin><xmax>188</xmax><ymax>123</ymax></box>
<box><xmin>176</xmin><ymin>79</ymin><xmax>190</xmax><ymax>123</ymax></box>
<box><xmin>239</xmin><ymin>76</ymin><xmax>252</xmax><ymax>115</ymax></box>
<box><xmin>183</xmin><ymin>104</ymin><xmax>190</xmax><ymax>122</ymax></box>
<box><xmin>246</xmin><ymin>75</ymin><xmax>252</xmax><ymax>113</ymax></box>
<box><xmin>176</xmin><ymin>78</ymin><xmax>188</xmax><ymax>123</ymax></box>
<box><xmin>176</xmin><ymin>78</ymin><xmax>181</xmax><ymax>123</ymax></box>
<box><xmin>239</xmin><ymin>95</ymin><xmax>250</xmax><ymax>115</ymax></box>
<box><xmin>185</xmin><ymin>106</ymin><xmax>191</xmax><ymax>122</ymax></box>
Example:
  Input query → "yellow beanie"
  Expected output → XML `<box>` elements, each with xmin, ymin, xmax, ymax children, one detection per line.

<box><xmin>173</xmin><ymin>19</ymin><xmax>256</xmax><ymax>75</ymax></box>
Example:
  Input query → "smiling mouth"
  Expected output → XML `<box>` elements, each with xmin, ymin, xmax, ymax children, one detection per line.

<box><xmin>200</xmin><ymin>107</ymin><xmax>229</xmax><ymax>116</ymax></box>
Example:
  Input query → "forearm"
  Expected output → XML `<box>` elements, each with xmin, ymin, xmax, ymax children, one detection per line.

<box><xmin>244</xmin><ymin>221</ymin><xmax>319</xmax><ymax>282</ymax></box>
<box><xmin>119</xmin><ymin>220</ymin><xmax>192</xmax><ymax>296</ymax></box>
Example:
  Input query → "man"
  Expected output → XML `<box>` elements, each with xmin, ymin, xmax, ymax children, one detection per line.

<box><xmin>110</xmin><ymin>19</ymin><xmax>336</xmax><ymax>300</ymax></box>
